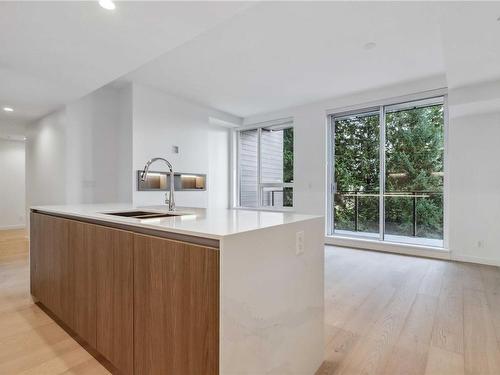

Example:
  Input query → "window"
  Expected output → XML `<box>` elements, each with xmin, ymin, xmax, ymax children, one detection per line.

<box><xmin>237</xmin><ymin>121</ymin><xmax>294</xmax><ymax>208</ymax></box>
<box><xmin>329</xmin><ymin>96</ymin><xmax>445</xmax><ymax>247</ymax></box>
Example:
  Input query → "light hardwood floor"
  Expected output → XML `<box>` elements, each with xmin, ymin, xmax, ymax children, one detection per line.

<box><xmin>1</xmin><ymin>229</ymin><xmax>500</xmax><ymax>374</ymax></box>
<box><xmin>317</xmin><ymin>246</ymin><xmax>500</xmax><ymax>375</ymax></box>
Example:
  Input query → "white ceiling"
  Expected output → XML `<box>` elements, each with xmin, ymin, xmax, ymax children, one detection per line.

<box><xmin>0</xmin><ymin>1</ymin><xmax>251</xmax><ymax>126</ymax></box>
<box><xmin>2</xmin><ymin>1</ymin><xmax>500</xmax><ymax>126</ymax></box>
<box><xmin>126</xmin><ymin>1</ymin><xmax>500</xmax><ymax>117</ymax></box>
<box><xmin>126</xmin><ymin>1</ymin><xmax>447</xmax><ymax>117</ymax></box>
<box><xmin>437</xmin><ymin>2</ymin><xmax>500</xmax><ymax>88</ymax></box>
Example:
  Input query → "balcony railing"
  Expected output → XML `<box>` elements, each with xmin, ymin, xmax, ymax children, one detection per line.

<box><xmin>261</xmin><ymin>185</ymin><xmax>294</xmax><ymax>208</ymax></box>
<box><xmin>334</xmin><ymin>190</ymin><xmax>443</xmax><ymax>238</ymax></box>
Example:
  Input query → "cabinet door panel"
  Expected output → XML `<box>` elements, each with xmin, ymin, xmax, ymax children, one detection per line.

<box><xmin>70</xmin><ymin>221</ymin><xmax>97</xmax><ymax>347</ymax></box>
<box><xmin>134</xmin><ymin>234</ymin><xmax>219</xmax><ymax>375</ymax></box>
<box><xmin>95</xmin><ymin>226</ymin><xmax>134</xmax><ymax>375</ymax></box>
<box><xmin>31</xmin><ymin>213</ymin><xmax>72</xmax><ymax>326</ymax></box>
<box><xmin>30</xmin><ymin>212</ymin><xmax>41</xmax><ymax>299</ymax></box>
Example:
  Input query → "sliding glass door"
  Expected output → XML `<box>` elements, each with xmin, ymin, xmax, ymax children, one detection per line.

<box><xmin>333</xmin><ymin>110</ymin><xmax>380</xmax><ymax>238</ymax></box>
<box><xmin>330</xmin><ymin>96</ymin><xmax>445</xmax><ymax>247</ymax></box>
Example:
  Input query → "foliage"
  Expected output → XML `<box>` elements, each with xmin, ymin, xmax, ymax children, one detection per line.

<box><xmin>283</xmin><ymin>127</ymin><xmax>294</xmax><ymax>207</ymax></box>
<box><xmin>334</xmin><ymin>105</ymin><xmax>444</xmax><ymax>239</ymax></box>
<box><xmin>334</xmin><ymin>112</ymin><xmax>380</xmax><ymax>233</ymax></box>
<box><xmin>283</xmin><ymin>128</ymin><xmax>294</xmax><ymax>183</ymax></box>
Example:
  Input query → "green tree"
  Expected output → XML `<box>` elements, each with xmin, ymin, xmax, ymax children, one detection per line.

<box><xmin>385</xmin><ymin>105</ymin><xmax>443</xmax><ymax>238</ymax></box>
<box><xmin>334</xmin><ymin>112</ymin><xmax>380</xmax><ymax>233</ymax></box>
<box><xmin>283</xmin><ymin>128</ymin><xmax>294</xmax><ymax>206</ymax></box>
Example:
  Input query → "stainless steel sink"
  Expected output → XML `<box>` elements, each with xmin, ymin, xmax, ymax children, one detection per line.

<box><xmin>102</xmin><ymin>210</ymin><xmax>181</xmax><ymax>219</ymax></box>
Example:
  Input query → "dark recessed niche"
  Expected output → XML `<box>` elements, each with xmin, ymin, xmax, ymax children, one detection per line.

<box><xmin>137</xmin><ymin>171</ymin><xmax>206</xmax><ymax>191</ymax></box>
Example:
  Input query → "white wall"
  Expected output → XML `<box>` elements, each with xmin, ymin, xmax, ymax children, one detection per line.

<box><xmin>132</xmin><ymin>83</ymin><xmax>240</xmax><ymax>208</ymax></box>
<box><xmin>64</xmin><ymin>84</ymin><xmax>133</xmax><ymax>204</ymax></box>
<box><xmin>244</xmin><ymin>75</ymin><xmax>500</xmax><ymax>266</ymax></box>
<box><xmin>26</xmin><ymin>84</ymin><xmax>133</xmax><ymax>208</ymax></box>
<box><xmin>447</xmin><ymin>80</ymin><xmax>500</xmax><ymax>266</ymax></box>
<box><xmin>26</xmin><ymin>82</ymin><xmax>240</xmax><ymax>211</ymax></box>
<box><xmin>26</xmin><ymin>110</ymin><xmax>67</xmax><ymax>207</ymax></box>
<box><xmin>0</xmin><ymin>139</ymin><xmax>26</xmax><ymax>229</ymax></box>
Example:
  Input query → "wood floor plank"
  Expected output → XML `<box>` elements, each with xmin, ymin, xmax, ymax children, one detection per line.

<box><xmin>460</xmin><ymin>263</ymin><xmax>486</xmax><ymax>291</ymax></box>
<box><xmin>480</xmin><ymin>266</ymin><xmax>500</xmax><ymax>345</ymax></box>
<box><xmin>0</xmin><ymin>304</ymin><xmax>53</xmax><ymax>340</ymax></box>
<box><xmin>315</xmin><ymin>326</ymin><xmax>360</xmax><ymax>375</ymax></box>
<box><xmin>332</xmin><ymin>261</ymin><xmax>429</xmax><ymax>375</ymax></box>
<box><xmin>341</xmin><ymin>283</ymin><xmax>396</xmax><ymax>336</ymax></box>
<box><xmin>418</xmin><ymin>261</ymin><xmax>445</xmax><ymax>298</ymax></box>
<box><xmin>0</xmin><ymin>229</ymin><xmax>28</xmax><ymax>264</ymax></box>
<box><xmin>424</xmin><ymin>346</ymin><xmax>465</xmax><ymax>375</ymax></box>
<box><xmin>60</xmin><ymin>359</ymin><xmax>109</xmax><ymax>375</ymax></box>
<box><xmin>0</xmin><ymin>335</ymin><xmax>80</xmax><ymax>374</ymax></box>
<box><xmin>324</xmin><ymin>256</ymin><xmax>399</xmax><ymax>327</ymax></box>
<box><xmin>463</xmin><ymin>288</ymin><xmax>500</xmax><ymax>375</ymax></box>
<box><xmin>431</xmin><ymin>293</ymin><xmax>464</xmax><ymax>354</ymax></box>
<box><xmin>17</xmin><ymin>347</ymin><xmax>93</xmax><ymax>375</ymax></box>
<box><xmin>431</xmin><ymin>261</ymin><xmax>465</xmax><ymax>354</ymax></box>
<box><xmin>382</xmin><ymin>294</ymin><xmax>439</xmax><ymax>375</ymax></box>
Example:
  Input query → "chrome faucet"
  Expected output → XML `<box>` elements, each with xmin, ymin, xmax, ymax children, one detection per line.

<box><xmin>140</xmin><ymin>157</ymin><xmax>176</xmax><ymax>211</ymax></box>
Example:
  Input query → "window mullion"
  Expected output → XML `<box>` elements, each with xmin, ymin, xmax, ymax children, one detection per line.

<box><xmin>379</xmin><ymin>105</ymin><xmax>386</xmax><ymax>241</ymax></box>
<box><xmin>257</xmin><ymin>127</ymin><xmax>262</xmax><ymax>207</ymax></box>
<box><xmin>235</xmin><ymin>130</ymin><xmax>240</xmax><ymax>207</ymax></box>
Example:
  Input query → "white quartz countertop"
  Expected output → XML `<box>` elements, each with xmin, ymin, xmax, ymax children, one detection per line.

<box><xmin>30</xmin><ymin>204</ymin><xmax>323</xmax><ymax>240</ymax></box>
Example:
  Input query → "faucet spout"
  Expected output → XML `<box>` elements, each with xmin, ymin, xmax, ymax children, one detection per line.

<box><xmin>140</xmin><ymin>157</ymin><xmax>176</xmax><ymax>211</ymax></box>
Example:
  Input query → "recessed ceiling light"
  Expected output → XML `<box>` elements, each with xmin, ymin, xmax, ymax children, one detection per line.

<box><xmin>99</xmin><ymin>0</ymin><xmax>116</xmax><ymax>10</ymax></box>
<box><xmin>363</xmin><ymin>42</ymin><xmax>377</xmax><ymax>50</ymax></box>
<box><xmin>3</xmin><ymin>107</ymin><xmax>14</xmax><ymax>112</ymax></box>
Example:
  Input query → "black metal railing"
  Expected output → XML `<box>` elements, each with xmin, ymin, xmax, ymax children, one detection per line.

<box><xmin>262</xmin><ymin>188</ymin><xmax>294</xmax><ymax>208</ymax></box>
<box><xmin>335</xmin><ymin>191</ymin><xmax>443</xmax><ymax>237</ymax></box>
<box><xmin>270</xmin><ymin>189</ymin><xmax>282</xmax><ymax>206</ymax></box>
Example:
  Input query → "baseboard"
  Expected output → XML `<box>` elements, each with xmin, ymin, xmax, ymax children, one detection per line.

<box><xmin>325</xmin><ymin>235</ymin><xmax>451</xmax><ymax>261</ymax></box>
<box><xmin>325</xmin><ymin>236</ymin><xmax>500</xmax><ymax>267</ymax></box>
<box><xmin>450</xmin><ymin>253</ymin><xmax>500</xmax><ymax>267</ymax></box>
<box><xmin>0</xmin><ymin>224</ymin><xmax>26</xmax><ymax>230</ymax></box>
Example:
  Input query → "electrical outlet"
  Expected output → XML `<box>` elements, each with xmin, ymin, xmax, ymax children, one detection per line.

<box><xmin>296</xmin><ymin>231</ymin><xmax>305</xmax><ymax>255</ymax></box>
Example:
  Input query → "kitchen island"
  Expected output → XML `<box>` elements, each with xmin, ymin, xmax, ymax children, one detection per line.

<box><xmin>29</xmin><ymin>204</ymin><xmax>324</xmax><ymax>375</ymax></box>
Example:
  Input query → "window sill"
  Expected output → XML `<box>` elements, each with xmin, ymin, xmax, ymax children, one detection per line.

<box><xmin>233</xmin><ymin>206</ymin><xmax>295</xmax><ymax>213</ymax></box>
<box><xmin>325</xmin><ymin>235</ymin><xmax>450</xmax><ymax>260</ymax></box>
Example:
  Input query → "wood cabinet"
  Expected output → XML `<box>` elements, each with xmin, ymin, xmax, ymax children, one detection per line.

<box><xmin>30</xmin><ymin>212</ymin><xmax>220</xmax><ymax>375</ymax></box>
<box><xmin>30</xmin><ymin>212</ymin><xmax>72</xmax><ymax>326</ymax></box>
<box><xmin>29</xmin><ymin>212</ymin><xmax>41</xmax><ymax>299</ymax></box>
<box><xmin>30</xmin><ymin>215</ymin><xmax>97</xmax><ymax>345</ymax></box>
<box><xmin>70</xmin><ymin>220</ymin><xmax>97</xmax><ymax>347</ymax></box>
<box><xmin>134</xmin><ymin>234</ymin><xmax>219</xmax><ymax>375</ymax></box>
<box><xmin>95</xmin><ymin>225</ymin><xmax>134</xmax><ymax>375</ymax></box>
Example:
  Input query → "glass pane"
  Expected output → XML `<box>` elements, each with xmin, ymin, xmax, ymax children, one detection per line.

<box><xmin>260</xmin><ymin>127</ymin><xmax>294</xmax><ymax>184</ymax></box>
<box><xmin>333</xmin><ymin>192</ymin><xmax>379</xmax><ymax>234</ymax></box>
<box><xmin>384</xmin><ymin>103</ymin><xmax>444</xmax><ymax>247</ymax></box>
<box><xmin>261</xmin><ymin>186</ymin><xmax>293</xmax><ymax>208</ymax></box>
<box><xmin>239</xmin><ymin>129</ymin><xmax>258</xmax><ymax>207</ymax></box>
<box><xmin>333</xmin><ymin>111</ymin><xmax>380</xmax><ymax>237</ymax></box>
